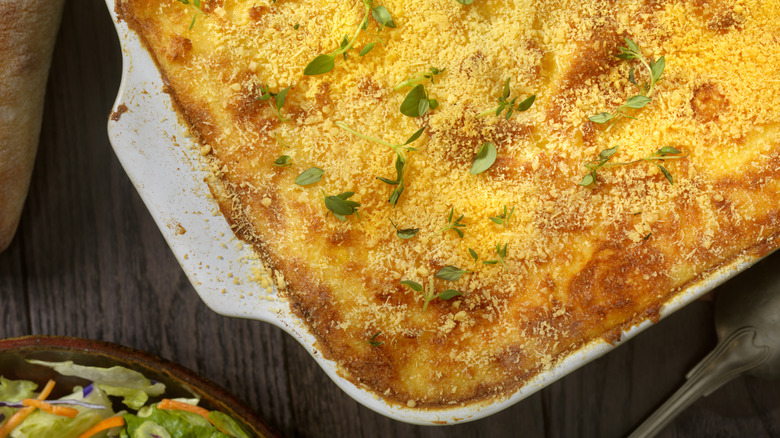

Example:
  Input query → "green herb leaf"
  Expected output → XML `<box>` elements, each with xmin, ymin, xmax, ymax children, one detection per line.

<box><xmin>273</xmin><ymin>155</ymin><xmax>292</xmax><ymax>167</ymax></box>
<box><xmin>626</xmin><ymin>95</ymin><xmax>651</xmax><ymax>109</ymax></box>
<box><xmin>589</xmin><ymin>39</ymin><xmax>665</xmax><ymax>126</ymax></box>
<box><xmin>295</xmin><ymin>167</ymin><xmax>324</xmax><ymax>185</ymax></box>
<box><xmin>599</xmin><ymin>146</ymin><xmax>618</xmax><ymax>159</ymax></box>
<box><xmin>651</xmin><ymin>56</ymin><xmax>666</xmax><ymax>83</ymax></box>
<box><xmin>478</xmin><ymin>77</ymin><xmax>536</xmax><ymax>119</ymax></box>
<box><xmin>371</xmin><ymin>6</ymin><xmax>396</xmax><ymax>29</ymax></box>
<box><xmin>579</xmin><ymin>173</ymin><xmax>596</xmax><ymax>186</ymax></box>
<box><xmin>400</xmin><ymin>84</ymin><xmax>432</xmax><ymax>117</ymax></box>
<box><xmin>455</xmin><ymin>0</ymin><xmax>476</xmax><ymax>3</ymax></box>
<box><xmin>435</xmin><ymin>265</ymin><xmax>471</xmax><ymax>281</ymax></box>
<box><xmin>400</xmin><ymin>280</ymin><xmax>423</xmax><ymax>292</ymax></box>
<box><xmin>336</xmin><ymin>122</ymin><xmax>424</xmax><ymax>207</ymax></box>
<box><xmin>275</xmin><ymin>86</ymin><xmax>290</xmax><ymax>111</ymax></box>
<box><xmin>438</xmin><ymin>207</ymin><xmax>466</xmax><ymax>238</ymax></box>
<box><xmin>368</xmin><ymin>331</ymin><xmax>384</xmax><ymax>347</ymax></box>
<box><xmin>258</xmin><ymin>84</ymin><xmax>291</xmax><ymax>121</ymax></box>
<box><xmin>488</xmin><ymin>205</ymin><xmax>515</xmax><ymax>227</ymax></box>
<box><xmin>404</xmin><ymin>127</ymin><xmax>425</xmax><ymax>145</ymax></box>
<box><xmin>359</xmin><ymin>42</ymin><xmax>376</xmax><ymax>56</ymax></box>
<box><xmin>468</xmin><ymin>248</ymin><xmax>478</xmax><ymax>262</ymax></box>
<box><xmin>323</xmin><ymin>191</ymin><xmax>360</xmax><ymax>220</ymax></box>
<box><xmin>655</xmin><ymin>163</ymin><xmax>674</xmax><ymax>184</ymax></box>
<box><xmin>516</xmin><ymin>94</ymin><xmax>536</xmax><ymax>112</ymax></box>
<box><xmin>304</xmin><ymin>54</ymin><xmax>336</xmax><ymax>75</ymax></box>
<box><xmin>176</xmin><ymin>0</ymin><xmax>204</xmax><ymax>29</ymax></box>
<box><xmin>470</xmin><ymin>142</ymin><xmax>497</xmax><ymax>175</ymax></box>
<box><xmin>437</xmin><ymin>290</ymin><xmax>462</xmax><ymax>300</ymax></box>
<box><xmin>657</xmin><ymin>146</ymin><xmax>681</xmax><ymax>155</ymax></box>
<box><xmin>394</xmin><ymin>67</ymin><xmax>445</xmax><ymax>90</ymax></box>
<box><xmin>589</xmin><ymin>112</ymin><xmax>615</xmax><ymax>124</ymax></box>
<box><xmin>390</xmin><ymin>219</ymin><xmax>419</xmax><ymax>239</ymax></box>
<box><xmin>579</xmin><ymin>145</ymin><xmax>686</xmax><ymax>187</ymax></box>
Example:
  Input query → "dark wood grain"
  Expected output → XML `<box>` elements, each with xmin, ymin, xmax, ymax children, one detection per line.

<box><xmin>1</xmin><ymin>1</ymin><xmax>779</xmax><ymax>437</ymax></box>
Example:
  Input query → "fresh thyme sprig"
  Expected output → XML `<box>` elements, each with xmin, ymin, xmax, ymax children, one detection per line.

<box><xmin>272</xmin><ymin>133</ymin><xmax>293</xmax><ymax>167</ymax></box>
<box><xmin>401</xmin><ymin>276</ymin><xmax>463</xmax><ymax>312</ymax></box>
<box><xmin>489</xmin><ymin>205</ymin><xmax>515</xmax><ymax>227</ymax></box>
<box><xmin>483</xmin><ymin>242</ymin><xmax>509</xmax><ymax>271</ymax></box>
<box><xmin>304</xmin><ymin>0</ymin><xmax>395</xmax><ymax>75</ymax></box>
<box><xmin>579</xmin><ymin>146</ymin><xmax>687</xmax><ymax>187</ymax></box>
<box><xmin>335</xmin><ymin>121</ymin><xmax>424</xmax><ymax>207</ymax></box>
<box><xmin>367</xmin><ymin>332</ymin><xmax>384</xmax><ymax>348</ymax></box>
<box><xmin>322</xmin><ymin>190</ymin><xmax>361</xmax><ymax>221</ymax></box>
<box><xmin>175</xmin><ymin>0</ymin><xmax>204</xmax><ymax>30</ymax></box>
<box><xmin>589</xmin><ymin>38</ymin><xmax>665</xmax><ymax>127</ymax></box>
<box><xmin>394</xmin><ymin>67</ymin><xmax>445</xmax><ymax>90</ymax></box>
<box><xmin>390</xmin><ymin>219</ymin><xmax>419</xmax><ymax>239</ymax></box>
<box><xmin>399</xmin><ymin>85</ymin><xmax>439</xmax><ymax>118</ymax></box>
<box><xmin>477</xmin><ymin>77</ymin><xmax>536</xmax><ymax>119</ymax></box>
<box><xmin>438</xmin><ymin>207</ymin><xmax>466</xmax><ymax>238</ymax></box>
<box><xmin>395</xmin><ymin>68</ymin><xmax>445</xmax><ymax>118</ymax></box>
<box><xmin>257</xmin><ymin>85</ymin><xmax>290</xmax><ymax>122</ymax></box>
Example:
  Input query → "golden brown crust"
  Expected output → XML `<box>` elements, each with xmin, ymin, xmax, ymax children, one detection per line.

<box><xmin>119</xmin><ymin>0</ymin><xmax>780</xmax><ymax>407</ymax></box>
<box><xmin>0</xmin><ymin>0</ymin><xmax>64</xmax><ymax>251</ymax></box>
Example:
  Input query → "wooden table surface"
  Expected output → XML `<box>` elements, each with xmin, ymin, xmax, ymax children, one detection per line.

<box><xmin>2</xmin><ymin>2</ymin><xmax>779</xmax><ymax>437</ymax></box>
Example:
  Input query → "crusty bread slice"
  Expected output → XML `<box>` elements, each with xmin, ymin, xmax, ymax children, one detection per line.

<box><xmin>0</xmin><ymin>0</ymin><xmax>65</xmax><ymax>252</ymax></box>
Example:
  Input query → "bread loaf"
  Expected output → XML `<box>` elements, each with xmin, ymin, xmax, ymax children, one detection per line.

<box><xmin>0</xmin><ymin>0</ymin><xmax>64</xmax><ymax>252</ymax></box>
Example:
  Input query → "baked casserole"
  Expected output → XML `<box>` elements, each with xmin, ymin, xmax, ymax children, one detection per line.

<box><xmin>116</xmin><ymin>0</ymin><xmax>780</xmax><ymax>408</ymax></box>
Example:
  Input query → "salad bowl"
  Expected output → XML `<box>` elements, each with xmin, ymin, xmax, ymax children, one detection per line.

<box><xmin>0</xmin><ymin>335</ymin><xmax>275</xmax><ymax>437</ymax></box>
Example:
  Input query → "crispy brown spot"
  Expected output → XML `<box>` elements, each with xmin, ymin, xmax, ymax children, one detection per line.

<box><xmin>708</xmin><ymin>11</ymin><xmax>742</xmax><ymax>33</ymax></box>
<box><xmin>315</xmin><ymin>82</ymin><xmax>332</xmax><ymax>107</ymax></box>
<box><xmin>357</xmin><ymin>76</ymin><xmax>382</xmax><ymax>99</ymax></box>
<box><xmin>166</xmin><ymin>35</ymin><xmax>192</xmax><ymax>62</ymax></box>
<box><xmin>691</xmin><ymin>82</ymin><xmax>729</xmax><ymax>123</ymax></box>
<box><xmin>429</xmin><ymin>116</ymin><xmax>489</xmax><ymax>169</ymax></box>
<box><xmin>200</xmin><ymin>0</ymin><xmax>223</xmax><ymax>13</ymax></box>
<box><xmin>248</xmin><ymin>5</ymin><xmax>271</xmax><ymax>22</ymax></box>
<box><xmin>328</xmin><ymin>229</ymin><xmax>352</xmax><ymax>246</ymax></box>
<box><xmin>458</xmin><ymin>51</ymin><xmax>486</xmax><ymax>79</ymax></box>
<box><xmin>548</xmin><ymin>27</ymin><xmax>624</xmax><ymax>128</ymax></box>
<box><xmin>228</xmin><ymin>80</ymin><xmax>280</xmax><ymax>130</ymax></box>
<box><xmin>110</xmin><ymin>103</ymin><xmax>129</xmax><ymax>122</ymax></box>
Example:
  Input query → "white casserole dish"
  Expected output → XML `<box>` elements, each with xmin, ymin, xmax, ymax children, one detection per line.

<box><xmin>104</xmin><ymin>0</ymin><xmax>764</xmax><ymax>425</ymax></box>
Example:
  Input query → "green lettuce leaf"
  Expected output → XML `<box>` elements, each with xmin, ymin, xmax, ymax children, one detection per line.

<box><xmin>0</xmin><ymin>377</ymin><xmax>37</xmax><ymax>401</ymax></box>
<box><xmin>123</xmin><ymin>407</ymin><xmax>232</xmax><ymax>438</ymax></box>
<box><xmin>27</xmin><ymin>360</ymin><xmax>165</xmax><ymax>410</ymax></box>
<box><xmin>9</xmin><ymin>408</ymin><xmax>104</xmax><ymax>438</ymax></box>
<box><xmin>1</xmin><ymin>377</ymin><xmax>38</xmax><ymax>430</ymax></box>
<box><xmin>5</xmin><ymin>385</ymin><xmax>116</xmax><ymax>438</ymax></box>
<box><xmin>208</xmin><ymin>411</ymin><xmax>250</xmax><ymax>438</ymax></box>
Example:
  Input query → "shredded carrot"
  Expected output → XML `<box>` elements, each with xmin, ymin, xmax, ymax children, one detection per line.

<box><xmin>0</xmin><ymin>380</ymin><xmax>56</xmax><ymax>438</ymax></box>
<box><xmin>76</xmin><ymin>416</ymin><xmax>125</xmax><ymax>438</ymax></box>
<box><xmin>158</xmin><ymin>398</ymin><xmax>211</xmax><ymax>420</ymax></box>
<box><xmin>21</xmin><ymin>399</ymin><xmax>78</xmax><ymax>418</ymax></box>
